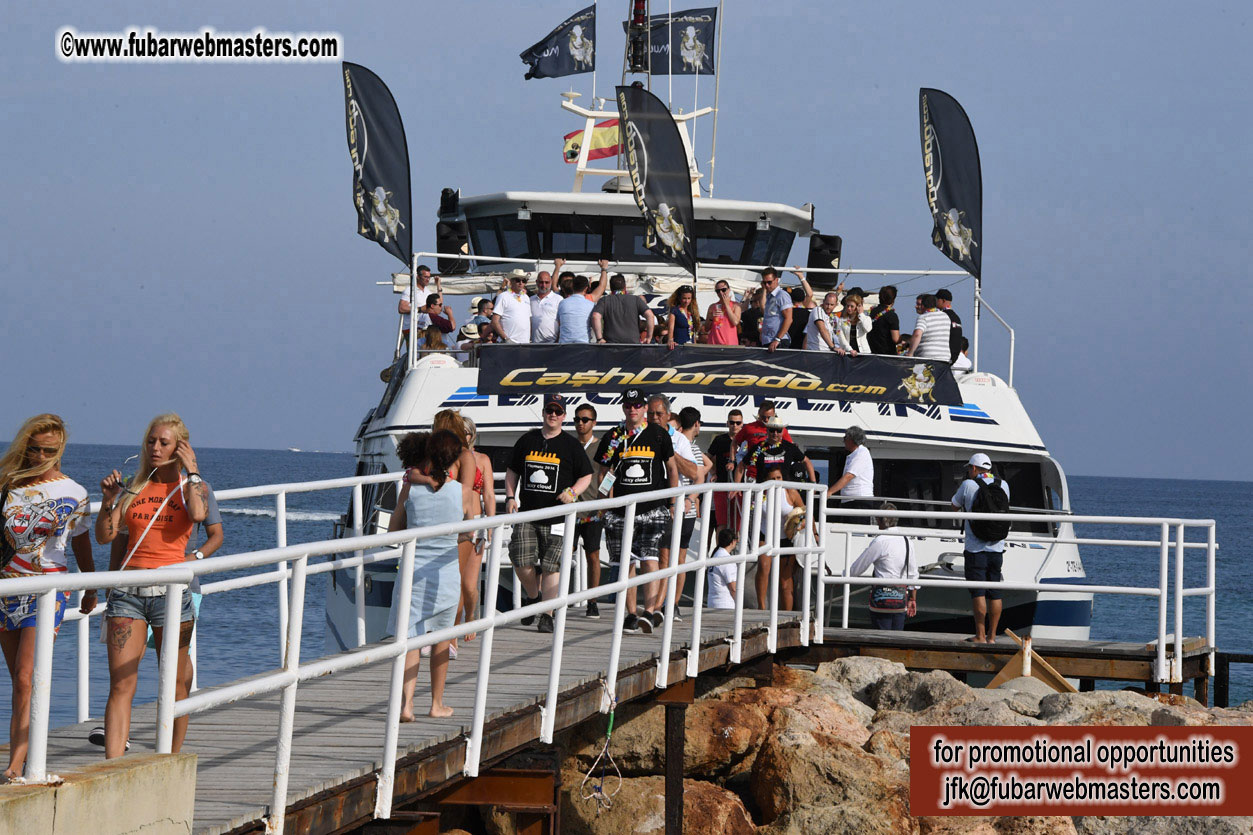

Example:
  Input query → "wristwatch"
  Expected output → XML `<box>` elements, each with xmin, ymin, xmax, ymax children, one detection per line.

<box><xmin>187</xmin><ymin>473</ymin><xmax>203</xmax><ymax>485</ymax></box>
<box><xmin>192</xmin><ymin>549</ymin><xmax>205</xmax><ymax>560</ymax></box>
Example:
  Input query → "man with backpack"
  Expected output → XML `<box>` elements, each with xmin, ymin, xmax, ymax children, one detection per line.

<box><xmin>951</xmin><ymin>453</ymin><xmax>1011</xmax><ymax>643</ymax></box>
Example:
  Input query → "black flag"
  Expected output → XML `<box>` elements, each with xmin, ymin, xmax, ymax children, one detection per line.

<box><xmin>520</xmin><ymin>5</ymin><xmax>596</xmax><ymax>80</ymax></box>
<box><xmin>919</xmin><ymin>88</ymin><xmax>982</xmax><ymax>279</ymax></box>
<box><xmin>342</xmin><ymin>62</ymin><xmax>412</xmax><ymax>267</ymax></box>
<box><xmin>616</xmin><ymin>85</ymin><xmax>698</xmax><ymax>275</ymax></box>
<box><xmin>621</xmin><ymin>7</ymin><xmax>717</xmax><ymax>75</ymax></box>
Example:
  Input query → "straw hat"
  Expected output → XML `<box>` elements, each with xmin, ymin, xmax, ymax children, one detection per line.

<box><xmin>459</xmin><ymin>323</ymin><xmax>481</xmax><ymax>340</ymax></box>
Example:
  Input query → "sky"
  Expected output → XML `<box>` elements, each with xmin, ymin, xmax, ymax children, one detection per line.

<box><xmin>3</xmin><ymin>2</ymin><xmax>1251</xmax><ymax>480</ymax></box>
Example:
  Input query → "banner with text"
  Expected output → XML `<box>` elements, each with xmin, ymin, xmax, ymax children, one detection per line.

<box><xmin>521</xmin><ymin>4</ymin><xmax>596</xmax><ymax>79</ymax></box>
<box><xmin>478</xmin><ymin>344</ymin><xmax>961</xmax><ymax>406</ymax></box>
<box><xmin>342</xmin><ymin>62</ymin><xmax>412</xmax><ymax>266</ymax></box>
<box><xmin>919</xmin><ymin>87</ymin><xmax>982</xmax><ymax>279</ymax></box>
<box><xmin>621</xmin><ymin>7</ymin><xmax>717</xmax><ymax>74</ymax></box>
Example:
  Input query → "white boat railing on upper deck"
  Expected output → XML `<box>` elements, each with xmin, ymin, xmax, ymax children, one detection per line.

<box><xmin>0</xmin><ymin>475</ymin><xmax>1216</xmax><ymax>835</ymax></box>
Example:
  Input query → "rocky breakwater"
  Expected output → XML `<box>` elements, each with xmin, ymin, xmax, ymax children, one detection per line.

<box><xmin>481</xmin><ymin>657</ymin><xmax>1253</xmax><ymax>835</ymax></box>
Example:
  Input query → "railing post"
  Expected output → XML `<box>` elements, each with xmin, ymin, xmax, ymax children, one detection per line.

<box><xmin>767</xmin><ymin>484</ymin><xmax>779</xmax><ymax>654</ymax></box>
<box><xmin>841</xmin><ymin>529</ymin><xmax>852</xmax><ymax>629</ymax></box>
<box><xmin>465</xmin><ymin>527</ymin><xmax>504</xmax><ymax>776</ymax></box>
<box><xmin>602</xmin><ymin>503</ymin><xmax>637</xmax><ymax>712</ymax></box>
<box><xmin>76</xmin><ymin>591</ymin><xmax>90</xmax><ymax>723</ymax></box>
<box><xmin>1206</xmin><ymin>523</ymin><xmax>1217</xmax><ymax>678</ymax></box>
<box><xmin>657</xmin><ymin>493</ymin><xmax>686</xmax><ymax>689</ymax></box>
<box><xmin>377</xmin><ymin>539</ymin><xmax>415</xmax><ymax>817</ymax></box>
<box><xmin>268</xmin><ymin>555</ymin><xmax>309</xmax><ymax>835</ymax></box>
<box><xmin>799</xmin><ymin>487</ymin><xmax>815</xmax><ymax>647</ymax></box>
<box><xmin>25</xmin><ymin>588</ymin><xmax>58</xmax><ymax>782</ymax></box>
<box><xmin>156</xmin><ymin>583</ymin><xmax>188</xmax><ymax>754</ymax></box>
<box><xmin>541</xmin><ymin>512</ymin><xmax>577</xmax><ymax>743</ymax></box>
<box><xmin>687</xmin><ymin>488</ymin><xmax>714</xmax><ymax>678</ymax></box>
<box><xmin>814</xmin><ymin>502</ymin><xmax>827</xmax><ymax>643</ymax></box>
<box><xmin>1156</xmin><ymin>522</ymin><xmax>1169</xmax><ymax>682</ymax></box>
<box><xmin>1173</xmin><ymin>522</ymin><xmax>1185</xmax><ymax>682</ymax></box>
<box><xmin>352</xmin><ymin>483</ymin><xmax>367</xmax><ymax>647</ymax></box>
<box><xmin>276</xmin><ymin>492</ymin><xmax>289</xmax><ymax>664</ymax></box>
<box><xmin>730</xmin><ymin>487</ymin><xmax>756</xmax><ymax>664</ymax></box>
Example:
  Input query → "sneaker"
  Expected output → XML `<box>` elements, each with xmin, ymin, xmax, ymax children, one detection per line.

<box><xmin>672</xmin><ymin>606</ymin><xmax>684</xmax><ymax>623</ymax></box>
<box><xmin>537</xmin><ymin>613</ymin><xmax>554</xmax><ymax>634</ymax></box>
<box><xmin>521</xmin><ymin>594</ymin><xmax>537</xmax><ymax>626</ymax></box>
<box><xmin>649</xmin><ymin>610</ymin><xmax>664</xmax><ymax>630</ymax></box>
<box><xmin>87</xmin><ymin>727</ymin><xmax>129</xmax><ymax>751</ymax></box>
<box><xmin>586</xmin><ymin>600</ymin><xmax>600</xmax><ymax>619</ymax></box>
<box><xmin>622</xmin><ymin>613</ymin><xmax>640</xmax><ymax>633</ymax></box>
<box><xmin>637</xmin><ymin>612</ymin><xmax>655</xmax><ymax>634</ymax></box>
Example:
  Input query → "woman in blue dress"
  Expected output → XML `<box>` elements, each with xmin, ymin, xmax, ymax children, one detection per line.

<box><xmin>387</xmin><ymin>430</ymin><xmax>471</xmax><ymax>720</ymax></box>
<box><xmin>665</xmin><ymin>285</ymin><xmax>702</xmax><ymax>349</ymax></box>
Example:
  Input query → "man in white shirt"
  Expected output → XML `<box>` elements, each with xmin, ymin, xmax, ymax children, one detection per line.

<box><xmin>530</xmin><ymin>270</ymin><xmax>561</xmax><ymax>343</ymax></box>
<box><xmin>803</xmin><ymin>292</ymin><xmax>845</xmax><ymax>353</ymax></box>
<box><xmin>849</xmin><ymin>503</ymin><xmax>918</xmax><ymax>630</ymax></box>
<box><xmin>493</xmin><ymin>270</ymin><xmax>533</xmax><ymax>344</ymax></box>
<box><xmin>906</xmin><ymin>293</ymin><xmax>951</xmax><ymax>360</ymax></box>
<box><xmin>759</xmin><ymin>267</ymin><xmax>794</xmax><ymax>352</ymax></box>
<box><xmin>827</xmin><ymin>426</ymin><xmax>874</xmax><ymax>523</ymax></box>
<box><xmin>398</xmin><ymin>264</ymin><xmax>437</xmax><ymax>341</ymax></box>
<box><xmin>951</xmin><ymin>452</ymin><xmax>1011</xmax><ymax>643</ymax></box>
<box><xmin>952</xmin><ymin>337</ymin><xmax>972</xmax><ymax>371</ymax></box>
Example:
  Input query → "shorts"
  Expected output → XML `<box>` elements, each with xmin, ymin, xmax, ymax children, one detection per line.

<box><xmin>0</xmin><ymin>584</ymin><xmax>72</xmax><ymax>632</ymax></box>
<box><xmin>106</xmin><ymin>587</ymin><xmax>196</xmax><ymax>628</ymax></box>
<box><xmin>713</xmin><ymin>492</ymin><xmax>730</xmax><ymax>529</ymax></box>
<box><xmin>604</xmin><ymin>506</ymin><xmax>670</xmax><ymax>567</ymax></box>
<box><xmin>963</xmin><ymin>550</ymin><xmax>1004</xmax><ymax>600</ymax></box>
<box><xmin>575</xmin><ymin>518</ymin><xmax>604</xmax><ymax>556</ymax></box>
<box><xmin>870</xmin><ymin>611</ymin><xmax>906</xmax><ymax>630</ymax></box>
<box><xmin>508</xmin><ymin>520</ymin><xmax>565</xmax><ymax>575</ymax></box>
<box><xmin>661</xmin><ymin>516</ymin><xmax>698</xmax><ymax>556</ymax></box>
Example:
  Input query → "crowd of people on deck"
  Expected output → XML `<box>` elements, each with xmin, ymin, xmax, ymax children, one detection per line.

<box><xmin>1</xmin><ymin>396</ymin><xmax>1010</xmax><ymax>760</ymax></box>
<box><xmin>397</xmin><ymin>262</ymin><xmax>972</xmax><ymax>368</ymax></box>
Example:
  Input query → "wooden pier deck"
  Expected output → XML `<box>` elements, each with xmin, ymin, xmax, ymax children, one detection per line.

<box><xmin>23</xmin><ymin>609</ymin><xmax>803</xmax><ymax>835</ymax></box>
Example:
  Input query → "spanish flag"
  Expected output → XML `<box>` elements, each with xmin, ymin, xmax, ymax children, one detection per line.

<box><xmin>562</xmin><ymin>119</ymin><xmax>620</xmax><ymax>163</ymax></box>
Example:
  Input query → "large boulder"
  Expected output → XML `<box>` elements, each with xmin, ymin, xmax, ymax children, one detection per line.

<box><xmin>554</xmin><ymin>774</ymin><xmax>754</xmax><ymax>835</ymax></box>
<box><xmin>683</xmin><ymin>697</ymin><xmax>771</xmax><ymax>777</ymax></box>
<box><xmin>755</xmin><ymin>801</ymin><xmax>913</xmax><ymax>835</ymax></box>
<box><xmin>815</xmin><ymin>656</ymin><xmax>908</xmax><ymax>704</ymax></box>
<box><xmin>1073</xmin><ymin>816</ymin><xmax>1253</xmax><ymax>835</ymax></box>
<box><xmin>871</xmin><ymin>694</ymin><xmax>1043</xmax><ymax>737</ymax></box>
<box><xmin>870</xmin><ymin>670</ymin><xmax>972</xmax><ymax>713</ymax></box>
<box><xmin>1036</xmin><ymin>691</ymin><xmax>1159</xmax><ymax>726</ymax></box>
<box><xmin>750</xmin><ymin>707</ymin><xmax>909</xmax><ymax>824</ymax></box>
<box><xmin>919</xmin><ymin>817</ymin><xmax>1076</xmax><ymax>834</ymax></box>
<box><xmin>863</xmin><ymin>728</ymin><xmax>911</xmax><ymax>772</ymax></box>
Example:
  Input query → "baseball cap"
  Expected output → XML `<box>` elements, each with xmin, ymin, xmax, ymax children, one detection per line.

<box><xmin>622</xmin><ymin>388</ymin><xmax>646</xmax><ymax>407</ymax></box>
<box><xmin>936</xmin><ymin>288</ymin><xmax>954</xmax><ymax>302</ymax></box>
<box><xmin>765</xmin><ymin>416</ymin><xmax>786</xmax><ymax>430</ymax></box>
<box><xmin>967</xmin><ymin>453</ymin><xmax>991</xmax><ymax>469</ymax></box>
<box><xmin>543</xmin><ymin>393</ymin><xmax>567</xmax><ymax>412</ymax></box>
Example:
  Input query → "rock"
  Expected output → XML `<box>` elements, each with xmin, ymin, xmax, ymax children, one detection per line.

<box><xmin>815</xmin><ymin>656</ymin><xmax>908</xmax><ymax>704</ymax></box>
<box><xmin>683</xmin><ymin>698</ymin><xmax>771</xmax><ymax>777</ymax></box>
<box><xmin>695</xmin><ymin>675</ymin><xmax>757</xmax><ymax>700</ymax></box>
<box><xmin>756</xmin><ymin>801</ymin><xmax>913</xmax><ymax>835</ymax></box>
<box><xmin>557</xmin><ymin>773</ymin><xmax>754</xmax><ymax>835</ymax></box>
<box><xmin>863</xmin><ymin>728</ymin><xmax>910</xmax><ymax>770</ymax></box>
<box><xmin>919</xmin><ymin>815</ymin><xmax>1075</xmax><ymax>834</ymax></box>
<box><xmin>566</xmin><ymin>703</ymin><xmax>666</xmax><ymax>776</ymax></box>
<box><xmin>997</xmin><ymin>676</ymin><xmax>1061</xmax><ymax>698</ymax></box>
<box><xmin>721</xmin><ymin>684</ymin><xmax>872</xmax><ymax>747</ymax></box>
<box><xmin>870</xmin><ymin>670</ymin><xmax>972</xmax><ymax>712</ymax></box>
<box><xmin>973</xmin><ymin>684</ymin><xmax>1046</xmax><ymax>718</ymax></box>
<box><xmin>918</xmin><ymin>818</ymin><xmax>999</xmax><ymax>834</ymax></box>
<box><xmin>871</xmin><ymin>694</ymin><xmax>1041</xmax><ymax>736</ymax></box>
<box><xmin>1073</xmin><ymin>816</ymin><xmax>1253</xmax><ymax>835</ymax></box>
<box><xmin>440</xmin><ymin>830</ymin><xmax>474</xmax><ymax>835</ymax></box>
<box><xmin>1036</xmin><ymin>691</ymin><xmax>1159</xmax><ymax>726</ymax></box>
<box><xmin>1143</xmin><ymin>691</ymin><xmax>1205</xmax><ymax>710</ymax></box>
<box><xmin>750</xmin><ymin>710</ymin><xmax>909</xmax><ymax>823</ymax></box>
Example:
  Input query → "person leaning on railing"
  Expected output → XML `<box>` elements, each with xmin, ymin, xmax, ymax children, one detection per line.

<box><xmin>0</xmin><ymin>414</ymin><xmax>95</xmax><ymax>782</ymax></box>
<box><xmin>95</xmin><ymin>413</ymin><xmax>208</xmax><ymax>759</ymax></box>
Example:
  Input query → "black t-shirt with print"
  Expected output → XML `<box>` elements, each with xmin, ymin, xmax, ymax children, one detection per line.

<box><xmin>707</xmin><ymin>433</ymin><xmax>736</xmax><ymax>483</ymax></box>
<box><xmin>868</xmin><ymin>306</ymin><xmax>900</xmax><ymax>355</ymax></box>
<box><xmin>942</xmin><ymin>308</ymin><xmax>963</xmax><ymax>363</ymax></box>
<box><xmin>594</xmin><ymin>423</ymin><xmax>675</xmax><ymax>513</ymax></box>
<box><xmin>508</xmin><ymin>429</ymin><xmax>592</xmax><ymax>511</ymax></box>
<box><xmin>746</xmin><ymin>440</ymin><xmax>809</xmax><ymax>483</ymax></box>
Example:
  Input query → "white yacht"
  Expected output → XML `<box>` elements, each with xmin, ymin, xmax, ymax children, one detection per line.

<box><xmin>326</xmin><ymin>88</ymin><xmax>1091</xmax><ymax>651</ymax></box>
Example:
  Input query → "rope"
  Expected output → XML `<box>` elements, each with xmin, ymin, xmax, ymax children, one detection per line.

<box><xmin>580</xmin><ymin>678</ymin><xmax>622</xmax><ymax>813</ymax></box>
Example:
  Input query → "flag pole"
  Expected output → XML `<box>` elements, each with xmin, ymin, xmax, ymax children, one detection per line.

<box><xmin>708</xmin><ymin>0</ymin><xmax>725</xmax><ymax>197</ymax></box>
<box><xmin>591</xmin><ymin>0</ymin><xmax>598</xmax><ymax>103</ymax></box>
<box><xmin>667</xmin><ymin>0</ymin><xmax>673</xmax><ymax>109</ymax></box>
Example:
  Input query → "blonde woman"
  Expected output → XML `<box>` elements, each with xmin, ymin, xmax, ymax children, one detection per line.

<box><xmin>430</xmin><ymin>410</ymin><xmax>477</xmax><ymax>657</ymax></box>
<box><xmin>0</xmin><ymin>415</ymin><xmax>95</xmax><ymax>781</ymax></box>
<box><xmin>95</xmin><ymin>414</ymin><xmax>208</xmax><ymax>759</ymax></box>
<box><xmin>455</xmin><ymin>417</ymin><xmax>495</xmax><ymax>643</ymax></box>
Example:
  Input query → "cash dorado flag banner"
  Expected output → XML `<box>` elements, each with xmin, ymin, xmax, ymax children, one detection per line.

<box><xmin>616</xmin><ymin>85</ymin><xmax>698</xmax><ymax>275</ymax></box>
<box><xmin>342</xmin><ymin>62</ymin><xmax>412</xmax><ymax>266</ymax></box>
<box><xmin>478</xmin><ymin>345</ymin><xmax>962</xmax><ymax>406</ymax></box>
<box><xmin>621</xmin><ymin>7</ymin><xmax>717</xmax><ymax>74</ymax></box>
<box><xmin>919</xmin><ymin>88</ymin><xmax>982</xmax><ymax>279</ymax></box>
<box><xmin>521</xmin><ymin>4</ymin><xmax>596</xmax><ymax>79</ymax></box>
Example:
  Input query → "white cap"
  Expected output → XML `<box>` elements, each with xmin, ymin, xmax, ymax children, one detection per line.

<box><xmin>968</xmin><ymin>453</ymin><xmax>991</xmax><ymax>469</ymax></box>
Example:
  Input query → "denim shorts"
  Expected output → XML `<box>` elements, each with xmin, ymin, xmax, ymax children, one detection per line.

<box><xmin>106</xmin><ymin>587</ymin><xmax>196</xmax><ymax>628</ymax></box>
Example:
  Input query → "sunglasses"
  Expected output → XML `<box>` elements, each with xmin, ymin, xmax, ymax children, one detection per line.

<box><xmin>728</xmin><ymin>420</ymin><xmax>742</xmax><ymax>426</ymax></box>
<box><xmin>768</xmin><ymin>428</ymin><xmax>784</xmax><ymax>433</ymax></box>
<box><xmin>27</xmin><ymin>445</ymin><xmax>59</xmax><ymax>455</ymax></box>
<box><xmin>574</xmin><ymin>417</ymin><xmax>595</xmax><ymax>424</ymax></box>
<box><xmin>543</xmin><ymin>407</ymin><xmax>565</xmax><ymax>416</ymax></box>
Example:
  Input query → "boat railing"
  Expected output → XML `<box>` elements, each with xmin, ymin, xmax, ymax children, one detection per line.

<box><xmin>0</xmin><ymin>474</ymin><xmax>1216</xmax><ymax>835</ymax></box>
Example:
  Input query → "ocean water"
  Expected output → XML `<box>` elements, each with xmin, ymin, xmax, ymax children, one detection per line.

<box><xmin>1</xmin><ymin>447</ymin><xmax>1249</xmax><ymax>734</ymax></box>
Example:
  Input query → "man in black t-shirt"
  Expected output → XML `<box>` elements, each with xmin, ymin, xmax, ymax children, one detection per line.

<box><xmin>736</xmin><ymin>417</ymin><xmax>812</xmax><ymax>484</ymax></box>
<box><xmin>936</xmin><ymin>288</ymin><xmax>963</xmax><ymax>364</ymax></box>
<box><xmin>867</xmin><ymin>285</ymin><xmax>901</xmax><ymax>355</ymax></box>
<box><xmin>706</xmin><ymin>409</ymin><xmax>743</xmax><ymax>530</ymax></box>
<box><xmin>593</xmin><ymin>388</ymin><xmax>677</xmax><ymax>634</ymax></box>
<box><xmin>506</xmin><ymin>394</ymin><xmax>593</xmax><ymax>632</ymax></box>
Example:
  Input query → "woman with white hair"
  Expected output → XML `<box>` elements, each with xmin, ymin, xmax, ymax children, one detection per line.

<box><xmin>849</xmin><ymin>503</ymin><xmax>918</xmax><ymax>630</ymax></box>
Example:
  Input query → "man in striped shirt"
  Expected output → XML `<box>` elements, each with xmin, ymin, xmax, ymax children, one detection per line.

<box><xmin>906</xmin><ymin>293</ymin><xmax>952</xmax><ymax>361</ymax></box>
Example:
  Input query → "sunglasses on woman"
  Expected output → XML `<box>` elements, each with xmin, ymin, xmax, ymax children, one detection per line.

<box><xmin>27</xmin><ymin>445</ymin><xmax>60</xmax><ymax>455</ymax></box>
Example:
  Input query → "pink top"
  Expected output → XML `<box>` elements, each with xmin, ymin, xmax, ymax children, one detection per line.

<box><xmin>705</xmin><ymin>302</ymin><xmax>738</xmax><ymax>345</ymax></box>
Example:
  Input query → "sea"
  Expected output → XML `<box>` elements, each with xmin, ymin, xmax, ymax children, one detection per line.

<box><xmin>2</xmin><ymin>444</ymin><xmax>1249</xmax><ymax>732</ymax></box>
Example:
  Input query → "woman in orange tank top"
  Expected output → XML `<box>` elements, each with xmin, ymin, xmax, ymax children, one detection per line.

<box><xmin>95</xmin><ymin>413</ymin><xmax>208</xmax><ymax>759</ymax></box>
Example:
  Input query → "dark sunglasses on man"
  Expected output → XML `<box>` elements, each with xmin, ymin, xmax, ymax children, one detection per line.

<box><xmin>543</xmin><ymin>406</ymin><xmax>565</xmax><ymax>417</ymax></box>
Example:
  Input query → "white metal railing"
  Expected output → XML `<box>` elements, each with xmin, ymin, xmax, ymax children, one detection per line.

<box><xmin>0</xmin><ymin>475</ymin><xmax>824</xmax><ymax>835</ymax></box>
<box><xmin>813</xmin><ymin>505</ymin><xmax>1217</xmax><ymax>686</ymax></box>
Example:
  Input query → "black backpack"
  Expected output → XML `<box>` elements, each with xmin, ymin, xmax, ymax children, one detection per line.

<box><xmin>968</xmin><ymin>477</ymin><xmax>1011</xmax><ymax>542</ymax></box>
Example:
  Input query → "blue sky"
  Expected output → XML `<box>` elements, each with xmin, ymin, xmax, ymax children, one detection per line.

<box><xmin>3</xmin><ymin>2</ymin><xmax>1251</xmax><ymax>480</ymax></box>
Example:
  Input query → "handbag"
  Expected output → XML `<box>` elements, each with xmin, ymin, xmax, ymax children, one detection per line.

<box><xmin>0</xmin><ymin>485</ymin><xmax>15</xmax><ymax>572</ymax></box>
<box><xmin>868</xmin><ymin>537</ymin><xmax>911</xmax><ymax>612</ymax></box>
